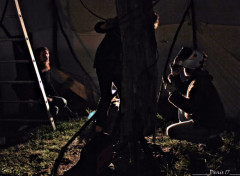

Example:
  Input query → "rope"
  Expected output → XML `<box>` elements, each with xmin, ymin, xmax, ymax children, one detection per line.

<box><xmin>78</xmin><ymin>0</ymin><xmax>161</xmax><ymax>23</ymax></box>
<box><xmin>0</xmin><ymin>0</ymin><xmax>12</xmax><ymax>37</ymax></box>
<box><xmin>153</xmin><ymin>0</ymin><xmax>192</xmax><ymax>143</ymax></box>
<box><xmin>119</xmin><ymin>0</ymin><xmax>161</xmax><ymax>78</ymax></box>
<box><xmin>118</xmin><ymin>0</ymin><xmax>161</xmax><ymax>25</ymax></box>
<box><xmin>191</xmin><ymin>0</ymin><xmax>198</xmax><ymax>49</ymax></box>
<box><xmin>158</xmin><ymin>0</ymin><xmax>191</xmax><ymax>95</ymax></box>
<box><xmin>53</xmin><ymin>0</ymin><xmax>99</xmax><ymax>93</ymax></box>
<box><xmin>163</xmin><ymin>1</ymin><xmax>192</xmax><ymax>77</ymax></box>
<box><xmin>0</xmin><ymin>0</ymin><xmax>8</xmax><ymax>24</ymax></box>
<box><xmin>79</xmin><ymin>0</ymin><xmax>106</xmax><ymax>20</ymax></box>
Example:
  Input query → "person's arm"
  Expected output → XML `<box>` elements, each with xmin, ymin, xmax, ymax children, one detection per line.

<box><xmin>168</xmin><ymin>80</ymin><xmax>206</xmax><ymax>116</ymax></box>
<box><xmin>42</xmin><ymin>71</ymin><xmax>58</xmax><ymax>96</ymax></box>
<box><xmin>168</xmin><ymin>91</ymin><xmax>194</xmax><ymax>114</ymax></box>
<box><xmin>94</xmin><ymin>22</ymin><xmax>106</xmax><ymax>33</ymax></box>
<box><xmin>94</xmin><ymin>18</ymin><xmax>117</xmax><ymax>33</ymax></box>
<box><xmin>167</xmin><ymin>63</ymin><xmax>189</xmax><ymax>94</ymax></box>
<box><xmin>168</xmin><ymin>74</ymin><xmax>187</xmax><ymax>93</ymax></box>
<box><xmin>46</xmin><ymin>81</ymin><xmax>58</xmax><ymax>96</ymax></box>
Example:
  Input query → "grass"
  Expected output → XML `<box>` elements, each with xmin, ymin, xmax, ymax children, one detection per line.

<box><xmin>152</xmin><ymin>115</ymin><xmax>240</xmax><ymax>176</ymax></box>
<box><xmin>0</xmin><ymin>114</ymin><xmax>240</xmax><ymax>176</ymax></box>
<box><xmin>0</xmin><ymin>117</ymin><xmax>87</xmax><ymax>176</ymax></box>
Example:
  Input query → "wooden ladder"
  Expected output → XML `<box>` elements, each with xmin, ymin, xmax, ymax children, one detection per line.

<box><xmin>0</xmin><ymin>0</ymin><xmax>56</xmax><ymax>130</ymax></box>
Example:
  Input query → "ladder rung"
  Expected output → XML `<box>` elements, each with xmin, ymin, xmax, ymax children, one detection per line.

<box><xmin>0</xmin><ymin>100</ymin><xmax>42</xmax><ymax>103</ymax></box>
<box><xmin>0</xmin><ymin>119</ymin><xmax>49</xmax><ymax>122</ymax></box>
<box><xmin>0</xmin><ymin>60</ymin><xmax>31</xmax><ymax>63</ymax></box>
<box><xmin>0</xmin><ymin>81</ymin><xmax>36</xmax><ymax>84</ymax></box>
<box><xmin>0</xmin><ymin>0</ymin><xmax>57</xmax><ymax>130</ymax></box>
<box><xmin>1</xmin><ymin>15</ymin><xmax>18</xmax><ymax>19</ymax></box>
<box><xmin>0</xmin><ymin>38</ymin><xmax>25</xmax><ymax>41</ymax></box>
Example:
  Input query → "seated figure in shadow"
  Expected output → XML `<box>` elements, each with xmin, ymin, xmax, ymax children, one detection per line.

<box><xmin>163</xmin><ymin>47</ymin><xmax>226</xmax><ymax>149</ymax></box>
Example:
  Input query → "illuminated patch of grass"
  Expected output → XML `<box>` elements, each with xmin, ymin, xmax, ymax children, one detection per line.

<box><xmin>0</xmin><ymin>117</ymin><xmax>87</xmax><ymax>176</ymax></box>
<box><xmin>1</xmin><ymin>114</ymin><xmax>240</xmax><ymax>176</ymax></box>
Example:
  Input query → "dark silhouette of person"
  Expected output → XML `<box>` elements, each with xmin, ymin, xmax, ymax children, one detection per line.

<box><xmin>93</xmin><ymin>13</ymin><xmax>160</xmax><ymax>133</ymax></box>
<box><xmin>163</xmin><ymin>47</ymin><xmax>225</xmax><ymax>148</ymax></box>
<box><xmin>93</xmin><ymin>17</ymin><xmax>122</xmax><ymax>133</ymax></box>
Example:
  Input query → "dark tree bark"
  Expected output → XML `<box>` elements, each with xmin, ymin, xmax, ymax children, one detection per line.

<box><xmin>116</xmin><ymin>0</ymin><xmax>159</xmax><ymax>140</ymax></box>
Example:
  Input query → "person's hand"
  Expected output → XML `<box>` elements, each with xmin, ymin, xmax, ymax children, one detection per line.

<box><xmin>170</xmin><ymin>63</ymin><xmax>180</xmax><ymax>76</ymax></box>
<box><xmin>162</xmin><ymin>76</ymin><xmax>177</xmax><ymax>93</ymax></box>
<box><xmin>106</xmin><ymin>18</ymin><xmax>115</xmax><ymax>24</ymax></box>
<box><xmin>47</xmin><ymin>97</ymin><xmax>53</xmax><ymax>102</ymax></box>
<box><xmin>101</xmin><ymin>18</ymin><xmax>117</xmax><ymax>30</ymax></box>
<box><xmin>167</xmin><ymin>73</ymin><xmax>175</xmax><ymax>84</ymax></box>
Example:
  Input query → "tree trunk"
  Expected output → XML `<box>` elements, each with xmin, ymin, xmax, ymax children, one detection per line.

<box><xmin>116</xmin><ymin>0</ymin><xmax>159</xmax><ymax>140</ymax></box>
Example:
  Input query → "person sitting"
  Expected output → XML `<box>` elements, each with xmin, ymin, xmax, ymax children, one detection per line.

<box><xmin>163</xmin><ymin>47</ymin><xmax>225</xmax><ymax>149</ymax></box>
<box><xmin>34</xmin><ymin>47</ymin><xmax>67</xmax><ymax>117</ymax></box>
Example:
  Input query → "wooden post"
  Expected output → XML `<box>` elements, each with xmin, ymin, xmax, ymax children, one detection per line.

<box><xmin>116</xmin><ymin>0</ymin><xmax>159</xmax><ymax>141</ymax></box>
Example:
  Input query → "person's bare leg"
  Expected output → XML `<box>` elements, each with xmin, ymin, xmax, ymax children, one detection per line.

<box><xmin>166</xmin><ymin>120</ymin><xmax>209</xmax><ymax>143</ymax></box>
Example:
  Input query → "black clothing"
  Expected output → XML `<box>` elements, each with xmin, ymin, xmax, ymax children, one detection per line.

<box><xmin>94</xmin><ymin>22</ymin><xmax>122</xmax><ymax>68</ymax></box>
<box><xmin>168</xmin><ymin>69</ymin><xmax>225</xmax><ymax>129</ymax></box>
<box><xmin>95</xmin><ymin>66</ymin><xmax>121</xmax><ymax>128</ymax></box>
<box><xmin>93</xmin><ymin>21</ymin><xmax>122</xmax><ymax>128</ymax></box>
<box><xmin>168</xmin><ymin>74</ymin><xmax>190</xmax><ymax>95</ymax></box>
<box><xmin>40</xmin><ymin>70</ymin><xmax>57</xmax><ymax>96</ymax></box>
<box><xmin>168</xmin><ymin>74</ymin><xmax>193</xmax><ymax>122</ymax></box>
<box><xmin>38</xmin><ymin>69</ymin><xmax>66</xmax><ymax>116</ymax></box>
